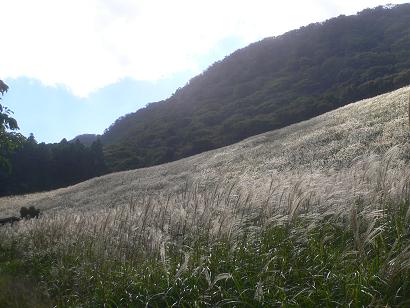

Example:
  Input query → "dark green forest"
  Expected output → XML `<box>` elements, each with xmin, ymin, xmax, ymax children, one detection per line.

<box><xmin>2</xmin><ymin>3</ymin><xmax>410</xmax><ymax>196</ymax></box>
<box><xmin>0</xmin><ymin>135</ymin><xmax>106</xmax><ymax>196</ymax></box>
<box><xmin>102</xmin><ymin>4</ymin><xmax>410</xmax><ymax>171</ymax></box>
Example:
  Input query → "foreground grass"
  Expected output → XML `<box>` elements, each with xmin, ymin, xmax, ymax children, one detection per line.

<box><xmin>1</xmin><ymin>200</ymin><xmax>410</xmax><ymax>307</ymax></box>
<box><xmin>0</xmin><ymin>250</ymin><xmax>51</xmax><ymax>307</ymax></box>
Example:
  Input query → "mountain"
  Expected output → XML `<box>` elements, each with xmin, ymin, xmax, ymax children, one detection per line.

<box><xmin>70</xmin><ymin>134</ymin><xmax>100</xmax><ymax>147</ymax></box>
<box><xmin>101</xmin><ymin>4</ymin><xmax>410</xmax><ymax>172</ymax></box>
<box><xmin>1</xmin><ymin>86</ymin><xmax>408</xmax><ymax>215</ymax></box>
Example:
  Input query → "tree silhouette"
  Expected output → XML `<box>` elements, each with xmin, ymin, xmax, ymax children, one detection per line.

<box><xmin>0</xmin><ymin>80</ymin><xmax>24</xmax><ymax>170</ymax></box>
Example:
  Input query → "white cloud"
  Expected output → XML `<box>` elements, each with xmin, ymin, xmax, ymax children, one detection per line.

<box><xmin>0</xmin><ymin>0</ymin><xmax>408</xmax><ymax>97</ymax></box>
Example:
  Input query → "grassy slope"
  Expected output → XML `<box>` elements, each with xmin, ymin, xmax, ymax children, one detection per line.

<box><xmin>0</xmin><ymin>86</ymin><xmax>408</xmax><ymax>217</ymax></box>
<box><xmin>0</xmin><ymin>87</ymin><xmax>409</xmax><ymax>306</ymax></box>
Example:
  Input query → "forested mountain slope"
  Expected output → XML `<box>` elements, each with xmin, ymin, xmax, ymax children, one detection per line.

<box><xmin>102</xmin><ymin>4</ymin><xmax>410</xmax><ymax>171</ymax></box>
<box><xmin>1</xmin><ymin>86</ymin><xmax>408</xmax><ymax>216</ymax></box>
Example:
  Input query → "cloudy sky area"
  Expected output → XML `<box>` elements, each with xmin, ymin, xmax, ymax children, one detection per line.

<box><xmin>1</xmin><ymin>0</ymin><xmax>408</xmax><ymax>142</ymax></box>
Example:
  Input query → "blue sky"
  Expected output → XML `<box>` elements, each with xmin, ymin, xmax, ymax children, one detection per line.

<box><xmin>1</xmin><ymin>0</ymin><xmax>408</xmax><ymax>143</ymax></box>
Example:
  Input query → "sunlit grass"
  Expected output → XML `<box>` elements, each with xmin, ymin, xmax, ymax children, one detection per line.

<box><xmin>1</xmin><ymin>199</ymin><xmax>410</xmax><ymax>306</ymax></box>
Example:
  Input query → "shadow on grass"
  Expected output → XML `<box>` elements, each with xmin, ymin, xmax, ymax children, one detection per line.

<box><xmin>0</xmin><ymin>255</ymin><xmax>51</xmax><ymax>308</ymax></box>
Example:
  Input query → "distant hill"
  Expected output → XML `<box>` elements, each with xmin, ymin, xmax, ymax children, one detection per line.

<box><xmin>70</xmin><ymin>134</ymin><xmax>99</xmax><ymax>147</ymax></box>
<box><xmin>101</xmin><ymin>3</ymin><xmax>410</xmax><ymax>172</ymax></box>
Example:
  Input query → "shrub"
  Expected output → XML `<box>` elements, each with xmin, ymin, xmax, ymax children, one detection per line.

<box><xmin>19</xmin><ymin>206</ymin><xmax>40</xmax><ymax>220</ymax></box>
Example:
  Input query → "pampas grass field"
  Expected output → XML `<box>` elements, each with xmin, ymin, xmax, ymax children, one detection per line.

<box><xmin>0</xmin><ymin>86</ymin><xmax>409</xmax><ymax>306</ymax></box>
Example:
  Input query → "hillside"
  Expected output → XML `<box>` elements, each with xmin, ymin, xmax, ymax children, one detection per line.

<box><xmin>1</xmin><ymin>86</ymin><xmax>408</xmax><ymax>216</ymax></box>
<box><xmin>101</xmin><ymin>3</ymin><xmax>410</xmax><ymax>172</ymax></box>
<box><xmin>1</xmin><ymin>87</ymin><xmax>409</xmax><ymax>306</ymax></box>
<box><xmin>70</xmin><ymin>134</ymin><xmax>99</xmax><ymax>147</ymax></box>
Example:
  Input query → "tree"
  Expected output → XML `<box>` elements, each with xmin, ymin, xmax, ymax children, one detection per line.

<box><xmin>90</xmin><ymin>139</ymin><xmax>107</xmax><ymax>176</ymax></box>
<box><xmin>0</xmin><ymin>80</ymin><xmax>24</xmax><ymax>170</ymax></box>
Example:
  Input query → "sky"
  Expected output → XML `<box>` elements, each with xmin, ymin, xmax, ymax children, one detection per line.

<box><xmin>1</xmin><ymin>0</ymin><xmax>408</xmax><ymax>143</ymax></box>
